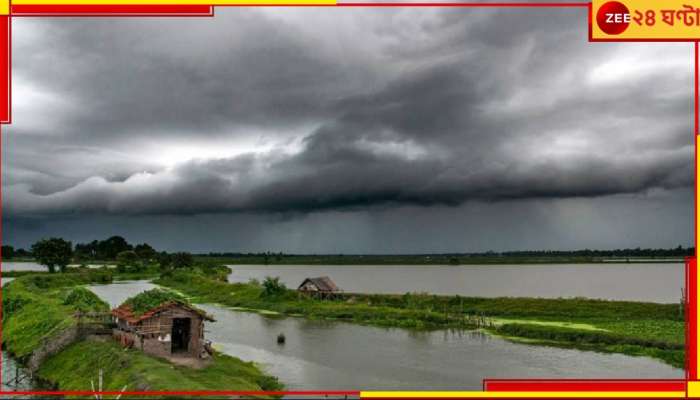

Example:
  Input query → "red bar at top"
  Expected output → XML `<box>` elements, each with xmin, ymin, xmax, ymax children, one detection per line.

<box><xmin>0</xmin><ymin>16</ymin><xmax>9</xmax><ymax>124</ymax></box>
<box><xmin>11</xmin><ymin>4</ymin><xmax>213</xmax><ymax>16</ymax></box>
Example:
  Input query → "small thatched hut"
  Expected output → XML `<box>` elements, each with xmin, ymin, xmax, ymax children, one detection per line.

<box><xmin>112</xmin><ymin>289</ymin><xmax>214</xmax><ymax>359</ymax></box>
<box><xmin>297</xmin><ymin>276</ymin><xmax>341</xmax><ymax>299</ymax></box>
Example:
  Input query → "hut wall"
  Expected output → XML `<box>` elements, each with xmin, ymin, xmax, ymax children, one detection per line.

<box><xmin>112</xmin><ymin>306</ymin><xmax>205</xmax><ymax>359</ymax></box>
<box><xmin>299</xmin><ymin>281</ymin><xmax>318</xmax><ymax>292</ymax></box>
<box><xmin>156</xmin><ymin>308</ymin><xmax>204</xmax><ymax>357</ymax></box>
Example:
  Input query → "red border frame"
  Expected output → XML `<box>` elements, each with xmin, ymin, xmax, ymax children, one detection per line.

<box><xmin>0</xmin><ymin>2</ymin><xmax>695</xmax><ymax>398</ymax></box>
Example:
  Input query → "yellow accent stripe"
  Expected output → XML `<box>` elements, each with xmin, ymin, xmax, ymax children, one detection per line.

<box><xmin>689</xmin><ymin>380</ymin><xmax>700</xmax><ymax>397</ymax></box>
<box><xmin>12</xmin><ymin>0</ymin><xmax>334</xmax><ymax>4</ymax></box>
<box><xmin>0</xmin><ymin>0</ymin><xmax>8</xmax><ymax>15</ymax></box>
<box><xmin>360</xmin><ymin>392</ymin><xmax>686</xmax><ymax>398</ymax></box>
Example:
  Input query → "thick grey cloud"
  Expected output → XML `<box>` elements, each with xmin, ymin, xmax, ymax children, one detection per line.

<box><xmin>2</xmin><ymin>7</ymin><xmax>694</xmax><ymax>251</ymax></box>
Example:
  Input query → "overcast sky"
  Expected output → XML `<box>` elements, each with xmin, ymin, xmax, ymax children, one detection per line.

<box><xmin>2</xmin><ymin>7</ymin><xmax>694</xmax><ymax>253</ymax></box>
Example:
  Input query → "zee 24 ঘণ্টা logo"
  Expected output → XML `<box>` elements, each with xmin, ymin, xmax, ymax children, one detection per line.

<box><xmin>596</xmin><ymin>1</ymin><xmax>700</xmax><ymax>35</ymax></box>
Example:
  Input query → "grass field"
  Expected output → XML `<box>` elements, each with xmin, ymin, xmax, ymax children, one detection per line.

<box><xmin>38</xmin><ymin>340</ymin><xmax>282</xmax><ymax>393</ymax></box>
<box><xmin>2</xmin><ymin>271</ymin><xmax>112</xmax><ymax>358</ymax></box>
<box><xmin>2</xmin><ymin>272</ymin><xmax>282</xmax><ymax>394</ymax></box>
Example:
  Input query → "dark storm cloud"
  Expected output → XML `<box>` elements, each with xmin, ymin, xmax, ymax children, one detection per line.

<box><xmin>12</xmin><ymin>12</ymin><xmax>346</xmax><ymax>136</ymax></box>
<box><xmin>4</xmin><ymin>8</ymin><xmax>694</xmax><ymax>218</ymax></box>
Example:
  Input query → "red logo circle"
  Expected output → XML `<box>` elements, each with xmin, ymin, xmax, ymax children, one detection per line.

<box><xmin>596</xmin><ymin>1</ymin><xmax>630</xmax><ymax>35</ymax></box>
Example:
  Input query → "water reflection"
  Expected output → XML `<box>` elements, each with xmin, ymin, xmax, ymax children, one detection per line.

<box><xmin>197</xmin><ymin>304</ymin><xmax>684</xmax><ymax>390</ymax></box>
<box><xmin>2</xmin><ymin>351</ymin><xmax>35</xmax><ymax>395</ymax></box>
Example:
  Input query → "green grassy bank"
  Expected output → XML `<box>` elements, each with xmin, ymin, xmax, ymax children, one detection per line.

<box><xmin>156</xmin><ymin>271</ymin><xmax>685</xmax><ymax>368</ymax></box>
<box><xmin>2</xmin><ymin>273</ymin><xmax>282</xmax><ymax>394</ymax></box>
<box><xmin>2</xmin><ymin>271</ymin><xmax>112</xmax><ymax>358</ymax></box>
<box><xmin>38</xmin><ymin>340</ymin><xmax>281</xmax><ymax>393</ymax></box>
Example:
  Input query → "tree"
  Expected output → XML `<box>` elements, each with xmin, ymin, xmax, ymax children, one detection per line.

<box><xmin>156</xmin><ymin>252</ymin><xmax>174</xmax><ymax>277</ymax></box>
<box><xmin>15</xmin><ymin>248</ymin><xmax>30</xmax><ymax>258</ymax></box>
<box><xmin>116</xmin><ymin>250</ymin><xmax>140</xmax><ymax>273</ymax></box>
<box><xmin>172</xmin><ymin>252</ymin><xmax>194</xmax><ymax>269</ymax></box>
<box><xmin>157</xmin><ymin>252</ymin><xmax>173</xmax><ymax>269</ymax></box>
<box><xmin>31</xmin><ymin>238</ymin><xmax>73</xmax><ymax>273</ymax></box>
<box><xmin>134</xmin><ymin>243</ymin><xmax>157</xmax><ymax>261</ymax></box>
<box><xmin>96</xmin><ymin>236</ymin><xmax>132</xmax><ymax>260</ymax></box>
<box><xmin>74</xmin><ymin>240</ymin><xmax>99</xmax><ymax>260</ymax></box>
<box><xmin>75</xmin><ymin>236</ymin><xmax>132</xmax><ymax>260</ymax></box>
<box><xmin>261</xmin><ymin>276</ymin><xmax>286</xmax><ymax>298</ymax></box>
<box><xmin>2</xmin><ymin>245</ymin><xmax>14</xmax><ymax>260</ymax></box>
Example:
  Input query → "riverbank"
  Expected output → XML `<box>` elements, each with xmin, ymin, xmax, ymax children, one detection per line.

<box><xmin>2</xmin><ymin>272</ymin><xmax>282</xmax><ymax>394</ymax></box>
<box><xmin>2</xmin><ymin>271</ymin><xmax>112</xmax><ymax>360</ymax></box>
<box><xmin>38</xmin><ymin>339</ymin><xmax>281</xmax><ymax>392</ymax></box>
<box><xmin>156</xmin><ymin>271</ymin><xmax>685</xmax><ymax>368</ymax></box>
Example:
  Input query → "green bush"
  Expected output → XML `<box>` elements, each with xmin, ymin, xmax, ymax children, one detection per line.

<box><xmin>121</xmin><ymin>288</ymin><xmax>189</xmax><ymax>316</ymax></box>
<box><xmin>63</xmin><ymin>287</ymin><xmax>110</xmax><ymax>312</ymax></box>
<box><xmin>23</xmin><ymin>271</ymin><xmax>112</xmax><ymax>290</ymax></box>
<box><xmin>260</xmin><ymin>276</ymin><xmax>287</xmax><ymax>298</ymax></box>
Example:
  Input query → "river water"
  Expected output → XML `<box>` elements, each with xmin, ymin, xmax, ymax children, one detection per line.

<box><xmin>3</xmin><ymin>262</ymin><xmax>684</xmax><ymax>302</ymax></box>
<box><xmin>2</xmin><ymin>262</ymin><xmax>114</xmax><ymax>272</ymax></box>
<box><xmin>85</xmin><ymin>281</ymin><xmax>683</xmax><ymax>390</ymax></box>
<box><xmin>227</xmin><ymin>263</ymin><xmax>684</xmax><ymax>303</ymax></box>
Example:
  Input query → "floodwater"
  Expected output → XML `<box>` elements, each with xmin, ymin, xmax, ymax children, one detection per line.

<box><xmin>2</xmin><ymin>262</ymin><xmax>45</xmax><ymax>272</ymax></box>
<box><xmin>2</xmin><ymin>352</ymin><xmax>35</xmax><ymax>392</ymax></box>
<box><xmin>88</xmin><ymin>281</ymin><xmax>684</xmax><ymax>390</ymax></box>
<box><xmin>2</xmin><ymin>262</ymin><xmax>114</xmax><ymax>271</ymax></box>
<box><xmin>228</xmin><ymin>263</ymin><xmax>685</xmax><ymax>303</ymax></box>
<box><xmin>2</xmin><ymin>262</ymin><xmax>685</xmax><ymax>302</ymax></box>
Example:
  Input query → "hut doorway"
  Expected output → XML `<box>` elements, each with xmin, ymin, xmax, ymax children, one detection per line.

<box><xmin>172</xmin><ymin>318</ymin><xmax>191</xmax><ymax>353</ymax></box>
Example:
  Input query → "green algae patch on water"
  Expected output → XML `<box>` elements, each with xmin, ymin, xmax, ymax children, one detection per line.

<box><xmin>227</xmin><ymin>306</ymin><xmax>282</xmax><ymax>316</ymax></box>
<box><xmin>490</xmin><ymin>318</ymin><xmax>606</xmax><ymax>331</ymax></box>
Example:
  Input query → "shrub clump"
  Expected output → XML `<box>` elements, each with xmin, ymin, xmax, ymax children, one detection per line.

<box><xmin>25</xmin><ymin>271</ymin><xmax>112</xmax><ymax>290</ymax></box>
<box><xmin>260</xmin><ymin>276</ymin><xmax>287</xmax><ymax>298</ymax></box>
<box><xmin>122</xmin><ymin>288</ymin><xmax>188</xmax><ymax>316</ymax></box>
<box><xmin>63</xmin><ymin>287</ymin><xmax>110</xmax><ymax>312</ymax></box>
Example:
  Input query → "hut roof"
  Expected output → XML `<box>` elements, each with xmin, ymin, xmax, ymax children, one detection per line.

<box><xmin>112</xmin><ymin>289</ymin><xmax>214</xmax><ymax>324</ymax></box>
<box><xmin>298</xmin><ymin>276</ymin><xmax>340</xmax><ymax>292</ymax></box>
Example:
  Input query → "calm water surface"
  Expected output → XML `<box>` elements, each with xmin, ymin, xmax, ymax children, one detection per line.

<box><xmin>3</xmin><ymin>262</ymin><xmax>684</xmax><ymax>302</ymax></box>
<box><xmin>228</xmin><ymin>264</ymin><xmax>684</xmax><ymax>303</ymax></box>
<box><xmin>88</xmin><ymin>281</ymin><xmax>684</xmax><ymax>390</ymax></box>
<box><xmin>2</xmin><ymin>262</ymin><xmax>114</xmax><ymax>271</ymax></box>
<box><xmin>2</xmin><ymin>352</ymin><xmax>35</xmax><ymax>392</ymax></box>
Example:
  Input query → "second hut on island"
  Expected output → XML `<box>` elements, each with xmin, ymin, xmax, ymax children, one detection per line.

<box><xmin>112</xmin><ymin>289</ymin><xmax>215</xmax><ymax>360</ymax></box>
<box><xmin>297</xmin><ymin>276</ymin><xmax>341</xmax><ymax>299</ymax></box>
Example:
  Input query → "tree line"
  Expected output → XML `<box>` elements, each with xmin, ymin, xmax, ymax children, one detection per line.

<box><xmin>202</xmin><ymin>246</ymin><xmax>694</xmax><ymax>259</ymax></box>
<box><xmin>2</xmin><ymin>236</ymin><xmax>194</xmax><ymax>274</ymax></box>
<box><xmin>1</xmin><ymin>238</ymin><xmax>694</xmax><ymax>274</ymax></box>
